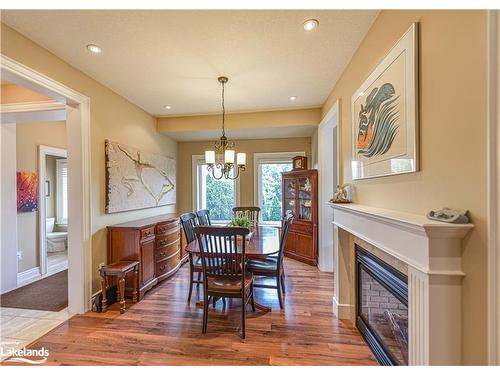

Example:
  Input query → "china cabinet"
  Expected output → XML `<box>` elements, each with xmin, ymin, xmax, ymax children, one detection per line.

<box><xmin>281</xmin><ymin>169</ymin><xmax>318</xmax><ymax>265</ymax></box>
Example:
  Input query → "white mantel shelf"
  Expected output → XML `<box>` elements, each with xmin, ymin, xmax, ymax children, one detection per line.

<box><xmin>330</xmin><ymin>203</ymin><xmax>474</xmax><ymax>276</ymax></box>
<box><xmin>329</xmin><ymin>203</ymin><xmax>474</xmax><ymax>365</ymax></box>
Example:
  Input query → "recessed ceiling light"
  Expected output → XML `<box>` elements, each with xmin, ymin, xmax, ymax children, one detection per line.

<box><xmin>303</xmin><ymin>19</ymin><xmax>319</xmax><ymax>31</ymax></box>
<box><xmin>86</xmin><ymin>44</ymin><xmax>102</xmax><ymax>54</ymax></box>
<box><xmin>164</xmin><ymin>105</ymin><xmax>172</xmax><ymax>110</ymax></box>
<box><xmin>289</xmin><ymin>96</ymin><xmax>298</xmax><ymax>101</ymax></box>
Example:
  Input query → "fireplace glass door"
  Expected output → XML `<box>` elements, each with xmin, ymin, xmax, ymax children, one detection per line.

<box><xmin>356</xmin><ymin>246</ymin><xmax>408</xmax><ymax>366</ymax></box>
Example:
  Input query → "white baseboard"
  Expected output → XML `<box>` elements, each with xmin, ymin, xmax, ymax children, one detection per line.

<box><xmin>48</xmin><ymin>259</ymin><xmax>68</xmax><ymax>276</ymax></box>
<box><xmin>17</xmin><ymin>267</ymin><xmax>42</xmax><ymax>287</ymax></box>
<box><xmin>332</xmin><ymin>296</ymin><xmax>352</xmax><ymax>320</ymax></box>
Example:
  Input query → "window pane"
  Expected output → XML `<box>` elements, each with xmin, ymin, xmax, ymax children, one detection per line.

<box><xmin>260</xmin><ymin>163</ymin><xmax>292</xmax><ymax>223</ymax></box>
<box><xmin>199</xmin><ymin>164</ymin><xmax>235</xmax><ymax>222</ymax></box>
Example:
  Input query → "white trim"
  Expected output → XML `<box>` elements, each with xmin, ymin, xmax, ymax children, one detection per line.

<box><xmin>1</xmin><ymin>54</ymin><xmax>92</xmax><ymax>314</ymax></box>
<box><xmin>191</xmin><ymin>154</ymin><xmax>240</xmax><ymax>221</ymax></box>
<box><xmin>17</xmin><ymin>267</ymin><xmax>42</xmax><ymax>288</ymax></box>
<box><xmin>1</xmin><ymin>101</ymin><xmax>65</xmax><ymax>113</ymax></box>
<box><xmin>317</xmin><ymin>100</ymin><xmax>339</xmax><ymax>272</ymax></box>
<box><xmin>38</xmin><ymin>145</ymin><xmax>67</xmax><ymax>277</ymax></box>
<box><xmin>487</xmin><ymin>9</ymin><xmax>500</xmax><ymax>366</ymax></box>
<box><xmin>253</xmin><ymin>151</ymin><xmax>305</xmax><ymax>224</ymax></box>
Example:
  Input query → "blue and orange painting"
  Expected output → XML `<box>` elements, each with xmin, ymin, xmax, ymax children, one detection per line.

<box><xmin>17</xmin><ymin>171</ymin><xmax>38</xmax><ymax>212</ymax></box>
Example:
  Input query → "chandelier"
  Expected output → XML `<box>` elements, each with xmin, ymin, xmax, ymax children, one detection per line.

<box><xmin>204</xmin><ymin>76</ymin><xmax>246</xmax><ymax>180</ymax></box>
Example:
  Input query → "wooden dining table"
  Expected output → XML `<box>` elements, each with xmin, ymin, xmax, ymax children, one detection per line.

<box><xmin>186</xmin><ymin>225</ymin><xmax>281</xmax><ymax>313</ymax></box>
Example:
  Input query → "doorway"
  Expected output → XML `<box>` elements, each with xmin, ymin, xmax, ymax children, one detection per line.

<box><xmin>40</xmin><ymin>146</ymin><xmax>68</xmax><ymax>278</ymax></box>
<box><xmin>1</xmin><ymin>54</ymin><xmax>91</xmax><ymax>314</ymax></box>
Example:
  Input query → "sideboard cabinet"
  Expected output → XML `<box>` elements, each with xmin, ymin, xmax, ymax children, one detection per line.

<box><xmin>107</xmin><ymin>213</ymin><xmax>188</xmax><ymax>300</ymax></box>
<box><xmin>281</xmin><ymin>169</ymin><xmax>318</xmax><ymax>265</ymax></box>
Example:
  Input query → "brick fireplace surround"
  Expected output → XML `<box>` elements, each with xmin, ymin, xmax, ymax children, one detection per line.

<box><xmin>330</xmin><ymin>203</ymin><xmax>474</xmax><ymax>365</ymax></box>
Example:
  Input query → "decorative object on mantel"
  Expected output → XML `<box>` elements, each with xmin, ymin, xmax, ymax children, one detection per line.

<box><xmin>351</xmin><ymin>23</ymin><xmax>419</xmax><ymax>180</ymax></box>
<box><xmin>105</xmin><ymin>140</ymin><xmax>176</xmax><ymax>213</ymax></box>
<box><xmin>204</xmin><ymin>76</ymin><xmax>246</xmax><ymax>180</ymax></box>
<box><xmin>426</xmin><ymin>208</ymin><xmax>470</xmax><ymax>224</ymax></box>
<box><xmin>330</xmin><ymin>184</ymin><xmax>352</xmax><ymax>203</ymax></box>
<box><xmin>292</xmin><ymin>155</ymin><xmax>308</xmax><ymax>170</ymax></box>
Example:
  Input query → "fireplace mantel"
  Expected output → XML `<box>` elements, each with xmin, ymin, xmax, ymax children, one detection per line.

<box><xmin>330</xmin><ymin>203</ymin><xmax>474</xmax><ymax>365</ymax></box>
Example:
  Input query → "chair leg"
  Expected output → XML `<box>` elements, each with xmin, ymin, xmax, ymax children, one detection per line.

<box><xmin>280</xmin><ymin>272</ymin><xmax>286</xmax><ymax>294</ymax></box>
<box><xmin>250</xmin><ymin>287</ymin><xmax>256</xmax><ymax>312</ymax></box>
<box><xmin>202</xmin><ymin>294</ymin><xmax>209</xmax><ymax>334</ymax></box>
<box><xmin>197</xmin><ymin>271</ymin><xmax>202</xmax><ymax>286</ymax></box>
<box><xmin>277</xmin><ymin>276</ymin><xmax>284</xmax><ymax>309</ymax></box>
<box><xmin>188</xmin><ymin>265</ymin><xmax>194</xmax><ymax>302</ymax></box>
<box><xmin>213</xmin><ymin>296</ymin><xmax>217</xmax><ymax>308</ymax></box>
<box><xmin>241</xmin><ymin>296</ymin><xmax>246</xmax><ymax>339</ymax></box>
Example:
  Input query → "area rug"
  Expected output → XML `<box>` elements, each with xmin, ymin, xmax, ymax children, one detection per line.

<box><xmin>0</xmin><ymin>270</ymin><xmax>68</xmax><ymax>311</ymax></box>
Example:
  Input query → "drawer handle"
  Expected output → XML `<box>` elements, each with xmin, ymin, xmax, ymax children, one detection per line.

<box><xmin>158</xmin><ymin>252</ymin><xmax>165</xmax><ymax>258</ymax></box>
<box><xmin>160</xmin><ymin>265</ymin><xmax>166</xmax><ymax>271</ymax></box>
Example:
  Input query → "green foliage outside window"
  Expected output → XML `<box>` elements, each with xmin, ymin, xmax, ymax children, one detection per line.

<box><xmin>205</xmin><ymin>173</ymin><xmax>234</xmax><ymax>221</ymax></box>
<box><xmin>260</xmin><ymin>163</ymin><xmax>292</xmax><ymax>222</ymax></box>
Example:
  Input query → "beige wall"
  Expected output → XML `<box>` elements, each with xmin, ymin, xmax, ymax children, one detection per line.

<box><xmin>1</xmin><ymin>83</ymin><xmax>53</xmax><ymax>103</ymax></box>
<box><xmin>158</xmin><ymin>108</ymin><xmax>321</xmax><ymax>133</ymax></box>
<box><xmin>1</xmin><ymin>23</ymin><xmax>178</xmax><ymax>292</ymax></box>
<box><xmin>16</xmin><ymin>121</ymin><xmax>66</xmax><ymax>272</ymax></box>
<box><xmin>45</xmin><ymin>155</ymin><xmax>57</xmax><ymax>219</ymax></box>
<box><xmin>321</xmin><ymin>10</ymin><xmax>487</xmax><ymax>364</ymax></box>
<box><xmin>177</xmin><ymin>137</ymin><xmax>312</xmax><ymax>214</ymax></box>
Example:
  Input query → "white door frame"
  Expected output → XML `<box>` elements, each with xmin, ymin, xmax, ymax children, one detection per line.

<box><xmin>1</xmin><ymin>54</ymin><xmax>92</xmax><ymax>314</ymax></box>
<box><xmin>317</xmin><ymin>100</ymin><xmax>340</xmax><ymax>272</ymax></box>
<box><xmin>38</xmin><ymin>145</ymin><xmax>67</xmax><ymax>277</ymax></box>
<box><xmin>487</xmin><ymin>9</ymin><xmax>500</xmax><ymax>366</ymax></box>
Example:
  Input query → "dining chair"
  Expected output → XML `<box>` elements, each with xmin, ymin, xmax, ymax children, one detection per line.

<box><xmin>232</xmin><ymin>206</ymin><xmax>261</xmax><ymax>226</ymax></box>
<box><xmin>246</xmin><ymin>213</ymin><xmax>294</xmax><ymax>309</ymax></box>
<box><xmin>194</xmin><ymin>225</ymin><xmax>255</xmax><ymax>339</ymax></box>
<box><xmin>196</xmin><ymin>209</ymin><xmax>212</xmax><ymax>226</ymax></box>
<box><xmin>180</xmin><ymin>212</ymin><xmax>203</xmax><ymax>302</ymax></box>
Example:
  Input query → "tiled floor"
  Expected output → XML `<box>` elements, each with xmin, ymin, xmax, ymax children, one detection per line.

<box><xmin>0</xmin><ymin>307</ymin><xmax>71</xmax><ymax>361</ymax></box>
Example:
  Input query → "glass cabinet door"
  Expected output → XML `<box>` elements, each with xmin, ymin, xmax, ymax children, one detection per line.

<box><xmin>298</xmin><ymin>177</ymin><xmax>312</xmax><ymax>221</ymax></box>
<box><xmin>284</xmin><ymin>178</ymin><xmax>296</xmax><ymax>198</ymax></box>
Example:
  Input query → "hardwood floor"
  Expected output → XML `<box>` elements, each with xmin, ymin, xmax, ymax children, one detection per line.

<box><xmin>13</xmin><ymin>258</ymin><xmax>377</xmax><ymax>365</ymax></box>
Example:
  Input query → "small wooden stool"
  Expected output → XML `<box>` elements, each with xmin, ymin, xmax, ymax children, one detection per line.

<box><xmin>99</xmin><ymin>261</ymin><xmax>139</xmax><ymax>314</ymax></box>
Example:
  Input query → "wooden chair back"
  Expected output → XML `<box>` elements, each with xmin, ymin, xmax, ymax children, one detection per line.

<box><xmin>232</xmin><ymin>206</ymin><xmax>261</xmax><ymax>226</ymax></box>
<box><xmin>278</xmin><ymin>213</ymin><xmax>294</xmax><ymax>266</ymax></box>
<box><xmin>196</xmin><ymin>209</ymin><xmax>212</xmax><ymax>226</ymax></box>
<box><xmin>194</xmin><ymin>226</ymin><xmax>249</xmax><ymax>278</ymax></box>
<box><xmin>180</xmin><ymin>212</ymin><xmax>198</xmax><ymax>244</ymax></box>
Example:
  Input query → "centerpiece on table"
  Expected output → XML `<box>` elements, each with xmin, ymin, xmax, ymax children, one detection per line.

<box><xmin>229</xmin><ymin>217</ymin><xmax>255</xmax><ymax>240</ymax></box>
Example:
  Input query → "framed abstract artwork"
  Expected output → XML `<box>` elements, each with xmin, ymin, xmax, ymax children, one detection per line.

<box><xmin>351</xmin><ymin>23</ymin><xmax>419</xmax><ymax>180</ymax></box>
<box><xmin>105</xmin><ymin>140</ymin><xmax>176</xmax><ymax>213</ymax></box>
<box><xmin>17</xmin><ymin>171</ymin><xmax>38</xmax><ymax>212</ymax></box>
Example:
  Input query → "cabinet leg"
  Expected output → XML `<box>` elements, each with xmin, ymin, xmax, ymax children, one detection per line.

<box><xmin>100</xmin><ymin>276</ymin><xmax>108</xmax><ymax>312</ymax></box>
<box><xmin>132</xmin><ymin>267</ymin><xmax>138</xmax><ymax>303</ymax></box>
<box><xmin>118</xmin><ymin>277</ymin><xmax>126</xmax><ymax>314</ymax></box>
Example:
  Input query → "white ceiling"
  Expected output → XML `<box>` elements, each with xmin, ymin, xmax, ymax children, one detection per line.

<box><xmin>1</xmin><ymin>10</ymin><xmax>378</xmax><ymax>116</ymax></box>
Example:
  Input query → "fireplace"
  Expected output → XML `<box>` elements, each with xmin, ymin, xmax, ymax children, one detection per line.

<box><xmin>356</xmin><ymin>245</ymin><xmax>408</xmax><ymax>366</ymax></box>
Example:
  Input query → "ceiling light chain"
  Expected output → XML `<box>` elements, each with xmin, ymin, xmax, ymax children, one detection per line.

<box><xmin>204</xmin><ymin>76</ymin><xmax>246</xmax><ymax>181</ymax></box>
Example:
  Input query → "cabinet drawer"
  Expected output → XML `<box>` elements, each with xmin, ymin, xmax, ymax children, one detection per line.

<box><xmin>156</xmin><ymin>220</ymin><xmax>179</xmax><ymax>234</ymax></box>
<box><xmin>156</xmin><ymin>229</ymin><xmax>180</xmax><ymax>248</ymax></box>
<box><xmin>155</xmin><ymin>240</ymin><xmax>180</xmax><ymax>262</ymax></box>
<box><xmin>140</xmin><ymin>226</ymin><xmax>155</xmax><ymax>240</ymax></box>
<box><xmin>156</xmin><ymin>251</ymin><xmax>180</xmax><ymax>277</ymax></box>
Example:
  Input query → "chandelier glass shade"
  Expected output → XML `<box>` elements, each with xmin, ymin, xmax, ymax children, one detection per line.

<box><xmin>204</xmin><ymin>76</ymin><xmax>246</xmax><ymax>180</ymax></box>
